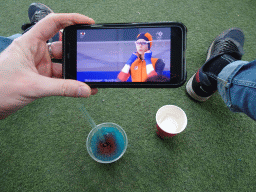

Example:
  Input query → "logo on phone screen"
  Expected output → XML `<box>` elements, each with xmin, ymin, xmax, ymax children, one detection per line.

<box><xmin>156</xmin><ymin>31</ymin><xmax>163</xmax><ymax>40</ymax></box>
<box><xmin>80</xmin><ymin>32</ymin><xmax>86</xmax><ymax>39</ymax></box>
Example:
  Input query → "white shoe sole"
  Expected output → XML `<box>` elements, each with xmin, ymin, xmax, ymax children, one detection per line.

<box><xmin>186</xmin><ymin>28</ymin><xmax>244</xmax><ymax>102</ymax></box>
<box><xmin>186</xmin><ymin>73</ymin><xmax>212</xmax><ymax>102</ymax></box>
<box><xmin>186</xmin><ymin>32</ymin><xmax>217</xmax><ymax>102</ymax></box>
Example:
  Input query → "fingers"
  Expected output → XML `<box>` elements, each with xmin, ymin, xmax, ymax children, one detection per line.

<box><xmin>50</xmin><ymin>41</ymin><xmax>62</xmax><ymax>59</ymax></box>
<box><xmin>51</xmin><ymin>62</ymin><xmax>98</xmax><ymax>96</ymax></box>
<box><xmin>35</xmin><ymin>75</ymin><xmax>90</xmax><ymax>98</ymax></box>
<box><xmin>29</xmin><ymin>13</ymin><xmax>95</xmax><ymax>42</ymax></box>
<box><xmin>52</xmin><ymin>63</ymin><xmax>62</xmax><ymax>78</ymax></box>
<box><xmin>35</xmin><ymin>74</ymin><xmax>99</xmax><ymax>98</ymax></box>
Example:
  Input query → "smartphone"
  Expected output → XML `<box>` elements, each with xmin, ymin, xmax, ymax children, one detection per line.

<box><xmin>63</xmin><ymin>22</ymin><xmax>187</xmax><ymax>88</ymax></box>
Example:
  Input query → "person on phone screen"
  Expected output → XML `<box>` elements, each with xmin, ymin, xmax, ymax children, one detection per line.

<box><xmin>117</xmin><ymin>32</ymin><xmax>165</xmax><ymax>82</ymax></box>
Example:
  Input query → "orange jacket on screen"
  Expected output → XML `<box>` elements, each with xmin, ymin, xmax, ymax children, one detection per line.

<box><xmin>118</xmin><ymin>58</ymin><xmax>159</xmax><ymax>82</ymax></box>
<box><xmin>131</xmin><ymin>58</ymin><xmax>158</xmax><ymax>82</ymax></box>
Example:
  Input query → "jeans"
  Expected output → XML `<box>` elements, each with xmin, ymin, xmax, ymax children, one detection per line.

<box><xmin>1</xmin><ymin>34</ymin><xmax>256</xmax><ymax>120</ymax></box>
<box><xmin>218</xmin><ymin>60</ymin><xmax>256</xmax><ymax>121</ymax></box>
<box><xmin>0</xmin><ymin>31</ymin><xmax>60</xmax><ymax>53</ymax></box>
<box><xmin>0</xmin><ymin>34</ymin><xmax>21</xmax><ymax>53</ymax></box>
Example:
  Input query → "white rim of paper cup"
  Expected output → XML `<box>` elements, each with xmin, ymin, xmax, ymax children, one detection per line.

<box><xmin>86</xmin><ymin>122</ymin><xmax>128</xmax><ymax>164</ymax></box>
<box><xmin>156</xmin><ymin>105</ymin><xmax>187</xmax><ymax>134</ymax></box>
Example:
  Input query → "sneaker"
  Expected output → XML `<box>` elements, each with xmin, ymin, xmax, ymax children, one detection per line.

<box><xmin>186</xmin><ymin>28</ymin><xmax>245</xmax><ymax>102</ymax></box>
<box><xmin>22</xmin><ymin>3</ymin><xmax>54</xmax><ymax>31</ymax></box>
<box><xmin>21</xmin><ymin>3</ymin><xmax>62</xmax><ymax>42</ymax></box>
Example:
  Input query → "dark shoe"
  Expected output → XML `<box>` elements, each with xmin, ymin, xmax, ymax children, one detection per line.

<box><xmin>22</xmin><ymin>3</ymin><xmax>54</xmax><ymax>31</ymax></box>
<box><xmin>186</xmin><ymin>28</ymin><xmax>245</xmax><ymax>102</ymax></box>
<box><xmin>28</xmin><ymin>2</ymin><xmax>54</xmax><ymax>23</ymax></box>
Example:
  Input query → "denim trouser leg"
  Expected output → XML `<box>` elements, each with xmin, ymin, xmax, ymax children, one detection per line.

<box><xmin>0</xmin><ymin>31</ymin><xmax>60</xmax><ymax>54</ymax></box>
<box><xmin>0</xmin><ymin>36</ymin><xmax>14</xmax><ymax>53</ymax></box>
<box><xmin>0</xmin><ymin>34</ymin><xmax>22</xmax><ymax>53</ymax></box>
<box><xmin>8</xmin><ymin>34</ymin><xmax>22</xmax><ymax>40</ymax></box>
<box><xmin>217</xmin><ymin>60</ymin><xmax>256</xmax><ymax>121</ymax></box>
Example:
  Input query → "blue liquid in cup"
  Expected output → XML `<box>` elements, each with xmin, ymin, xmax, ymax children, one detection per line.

<box><xmin>90</xmin><ymin>127</ymin><xmax>125</xmax><ymax>162</ymax></box>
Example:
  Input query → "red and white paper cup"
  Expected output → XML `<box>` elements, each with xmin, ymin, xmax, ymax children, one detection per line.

<box><xmin>156</xmin><ymin>105</ymin><xmax>187</xmax><ymax>139</ymax></box>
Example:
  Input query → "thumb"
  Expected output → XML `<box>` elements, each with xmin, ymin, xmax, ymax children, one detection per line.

<box><xmin>35</xmin><ymin>76</ymin><xmax>92</xmax><ymax>98</ymax></box>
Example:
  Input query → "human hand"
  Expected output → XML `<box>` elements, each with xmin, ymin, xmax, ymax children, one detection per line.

<box><xmin>0</xmin><ymin>13</ymin><xmax>98</xmax><ymax>120</ymax></box>
<box><xmin>144</xmin><ymin>50</ymin><xmax>152</xmax><ymax>64</ymax></box>
<box><xmin>126</xmin><ymin>52</ymin><xmax>139</xmax><ymax>66</ymax></box>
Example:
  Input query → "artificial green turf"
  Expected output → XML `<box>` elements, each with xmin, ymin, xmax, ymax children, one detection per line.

<box><xmin>1</xmin><ymin>0</ymin><xmax>256</xmax><ymax>191</ymax></box>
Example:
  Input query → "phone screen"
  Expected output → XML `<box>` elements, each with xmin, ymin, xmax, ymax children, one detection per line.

<box><xmin>76</xmin><ymin>28</ymin><xmax>171</xmax><ymax>83</ymax></box>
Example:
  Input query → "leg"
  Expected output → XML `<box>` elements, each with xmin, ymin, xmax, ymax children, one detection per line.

<box><xmin>186</xmin><ymin>28</ymin><xmax>244</xmax><ymax>101</ymax></box>
<box><xmin>186</xmin><ymin>28</ymin><xmax>256</xmax><ymax>121</ymax></box>
<box><xmin>7</xmin><ymin>34</ymin><xmax>22</xmax><ymax>40</ymax></box>
<box><xmin>22</xmin><ymin>3</ymin><xmax>62</xmax><ymax>43</ymax></box>
<box><xmin>1</xmin><ymin>3</ymin><xmax>61</xmax><ymax>54</ymax></box>
<box><xmin>0</xmin><ymin>36</ymin><xmax>14</xmax><ymax>53</ymax></box>
<box><xmin>217</xmin><ymin>60</ymin><xmax>256</xmax><ymax>121</ymax></box>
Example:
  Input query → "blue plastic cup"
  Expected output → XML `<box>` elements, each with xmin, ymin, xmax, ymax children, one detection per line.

<box><xmin>86</xmin><ymin>122</ymin><xmax>128</xmax><ymax>164</ymax></box>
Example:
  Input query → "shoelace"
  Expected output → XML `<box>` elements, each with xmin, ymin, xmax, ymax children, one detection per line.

<box><xmin>22</xmin><ymin>10</ymin><xmax>51</xmax><ymax>32</ymax></box>
<box><xmin>211</xmin><ymin>39</ymin><xmax>242</xmax><ymax>59</ymax></box>
<box><xmin>31</xmin><ymin>10</ymin><xmax>49</xmax><ymax>23</ymax></box>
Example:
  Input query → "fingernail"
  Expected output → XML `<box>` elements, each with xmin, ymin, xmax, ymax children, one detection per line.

<box><xmin>78</xmin><ymin>86</ymin><xmax>90</xmax><ymax>97</ymax></box>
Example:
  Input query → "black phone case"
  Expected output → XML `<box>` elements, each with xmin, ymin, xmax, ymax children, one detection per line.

<box><xmin>63</xmin><ymin>22</ymin><xmax>187</xmax><ymax>88</ymax></box>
